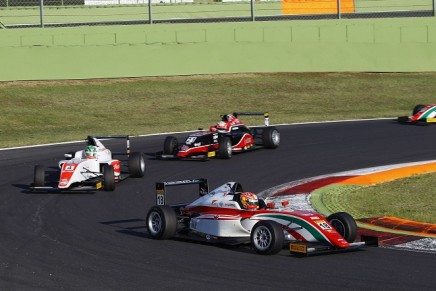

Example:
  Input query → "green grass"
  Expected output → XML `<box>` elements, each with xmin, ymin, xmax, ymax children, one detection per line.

<box><xmin>2</xmin><ymin>72</ymin><xmax>436</xmax><ymax>148</ymax></box>
<box><xmin>346</xmin><ymin>173</ymin><xmax>436</xmax><ymax>224</ymax></box>
<box><xmin>313</xmin><ymin>173</ymin><xmax>436</xmax><ymax>224</ymax></box>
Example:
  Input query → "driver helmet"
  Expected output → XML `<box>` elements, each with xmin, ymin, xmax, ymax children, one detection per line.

<box><xmin>84</xmin><ymin>145</ymin><xmax>98</xmax><ymax>159</ymax></box>
<box><xmin>209</xmin><ymin>125</ymin><xmax>218</xmax><ymax>132</ymax></box>
<box><xmin>240</xmin><ymin>192</ymin><xmax>259</xmax><ymax>210</ymax></box>
<box><xmin>222</xmin><ymin>114</ymin><xmax>235</xmax><ymax>122</ymax></box>
<box><xmin>216</xmin><ymin>121</ymin><xmax>230</xmax><ymax>132</ymax></box>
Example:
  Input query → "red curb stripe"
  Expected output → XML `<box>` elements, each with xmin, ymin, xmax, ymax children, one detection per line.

<box><xmin>358</xmin><ymin>229</ymin><xmax>422</xmax><ymax>246</ymax></box>
<box><xmin>272</xmin><ymin>176</ymin><xmax>355</xmax><ymax>197</ymax></box>
<box><xmin>358</xmin><ymin>216</ymin><xmax>436</xmax><ymax>237</ymax></box>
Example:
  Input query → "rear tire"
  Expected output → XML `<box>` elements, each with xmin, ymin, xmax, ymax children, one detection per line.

<box><xmin>327</xmin><ymin>212</ymin><xmax>357</xmax><ymax>243</ymax></box>
<box><xmin>146</xmin><ymin>205</ymin><xmax>177</xmax><ymax>240</ymax></box>
<box><xmin>413</xmin><ymin>104</ymin><xmax>426</xmax><ymax>115</ymax></box>
<box><xmin>102</xmin><ymin>164</ymin><xmax>115</xmax><ymax>191</ymax></box>
<box><xmin>262</xmin><ymin>126</ymin><xmax>280</xmax><ymax>149</ymax></box>
<box><xmin>34</xmin><ymin>165</ymin><xmax>45</xmax><ymax>187</ymax></box>
<box><xmin>251</xmin><ymin>220</ymin><xmax>284</xmax><ymax>255</ymax></box>
<box><xmin>163</xmin><ymin>136</ymin><xmax>178</xmax><ymax>155</ymax></box>
<box><xmin>128</xmin><ymin>152</ymin><xmax>146</xmax><ymax>178</ymax></box>
<box><xmin>217</xmin><ymin>136</ymin><xmax>232</xmax><ymax>159</ymax></box>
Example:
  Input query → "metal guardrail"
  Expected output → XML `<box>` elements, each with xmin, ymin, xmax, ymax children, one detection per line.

<box><xmin>0</xmin><ymin>0</ymin><xmax>435</xmax><ymax>28</ymax></box>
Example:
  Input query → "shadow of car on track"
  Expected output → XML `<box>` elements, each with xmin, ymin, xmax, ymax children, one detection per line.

<box><xmin>100</xmin><ymin>218</ymin><xmax>297</xmax><ymax>257</ymax></box>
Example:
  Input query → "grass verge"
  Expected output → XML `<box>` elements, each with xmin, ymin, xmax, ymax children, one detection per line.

<box><xmin>2</xmin><ymin>72</ymin><xmax>436</xmax><ymax>148</ymax></box>
<box><xmin>311</xmin><ymin>173</ymin><xmax>436</xmax><ymax>224</ymax></box>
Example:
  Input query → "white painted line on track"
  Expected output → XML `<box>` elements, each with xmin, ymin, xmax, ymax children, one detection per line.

<box><xmin>0</xmin><ymin>117</ymin><xmax>395</xmax><ymax>151</ymax></box>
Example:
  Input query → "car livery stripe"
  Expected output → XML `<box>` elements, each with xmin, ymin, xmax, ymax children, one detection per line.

<box><xmin>253</xmin><ymin>213</ymin><xmax>331</xmax><ymax>243</ymax></box>
<box><xmin>232</xmin><ymin>133</ymin><xmax>253</xmax><ymax>150</ymax></box>
<box><xmin>417</xmin><ymin>107</ymin><xmax>436</xmax><ymax>120</ymax></box>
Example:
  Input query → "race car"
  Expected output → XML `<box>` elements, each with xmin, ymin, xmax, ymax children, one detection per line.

<box><xmin>31</xmin><ymin>135</ymin><xmax>146</xmax><ymax>192</ymax></box>
<box><xmin>156</xmin><ymin>112</ymin><xmax>280</xmax><ymax>160</ymax></box>
<box><xmin>398</xmin><ymin>104</ymin><xmax>436</xmax><ymax>124</ymax></box>
<box><xmin>146</xmin><ymin>179</ymin><xmax>376</xmax><ymax>256</ymax></box>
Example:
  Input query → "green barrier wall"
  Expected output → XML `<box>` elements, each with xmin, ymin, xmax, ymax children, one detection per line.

<box><xmin>1</xmin><ymin>17</ymin><xmax>436</xmax><ymax>81</ymax></box>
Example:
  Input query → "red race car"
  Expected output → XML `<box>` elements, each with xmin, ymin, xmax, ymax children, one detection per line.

<box><xmin>156</xmin><ymin>112</ymin><xmax>280</xmax><ymax>160</ymax></box>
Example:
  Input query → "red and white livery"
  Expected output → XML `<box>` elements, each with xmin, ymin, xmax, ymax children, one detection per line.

<box><xmin>31</xmin><ymin>136</ymin><xmax>146</xmax><ymax>192</ymax></box>
<box><xmin>146</xmin><ymin>179</ymin><xmax>376</xmax><ymax>256</ymax></box>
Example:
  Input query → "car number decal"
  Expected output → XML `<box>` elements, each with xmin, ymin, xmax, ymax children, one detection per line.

<box><xmin>315</xmin><ymin>220</ymin><xmax>332</xmax><ymax>230</ymax></box>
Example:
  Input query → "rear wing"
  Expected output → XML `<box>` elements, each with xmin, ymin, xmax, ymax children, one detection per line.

<box><xmin>155</xmin><ymin>178</ymin><xmax>209</xmax><ymax>206</ymax></box>
<box><xmin>232</xmin><ymin>112</ymin><xmax>270</xmax><ymax>126</ymax></box>
<box><xmin>87</xmin><ymin>135</ymin><xmax>131</xmax><ymax>157</ymax></box>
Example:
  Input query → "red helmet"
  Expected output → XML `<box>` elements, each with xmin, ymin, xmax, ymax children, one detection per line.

<box><xmin>240</xmin><ymin>192</ymin><xmax>259</xmax><ymax>210</ymax></box>
<box><xmin>216</xmin><ymin>121</ymin><xmax>230</xmax><ymax>132</ymax></box>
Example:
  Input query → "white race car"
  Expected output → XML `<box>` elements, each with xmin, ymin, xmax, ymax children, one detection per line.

<box><xmin>146</xmin><ymin>179</ymin><xmax>377</xmax><ymax>256</ymax></box>
<box><xmin>31</xmin><ymin>136</ymin><xmax>145</xmax><ymax>192</ymax></box>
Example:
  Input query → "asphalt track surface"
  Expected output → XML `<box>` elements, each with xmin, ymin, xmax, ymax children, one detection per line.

<box><xmin>1</xmin><ymin>119</ymin><xmax>435</xmax><ymax>290</ymax></box>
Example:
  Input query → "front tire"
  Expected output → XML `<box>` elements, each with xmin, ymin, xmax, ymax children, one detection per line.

<box><xmin>102</xmin><ymin>164</ymin><xmax>115</xmax><ymax>191</ymax></box>
<box><xmin>34</xmin><ymin>165</ymin><xmax>45</xmax><ymax>187</ymax></box>
<box><xmin>250</xmin><ymin>220</ymin><xmax>284</xmax><ymax>255</ymax></box>
<box><xmin>262</xmin><ymin>126</ymin><xmax>280</xmax><ymax>149</ymax></box>
<box><xmin>146</xmin><ymin>205</ymin><xmax>177</xmax><ymax>240</ymax></box>
<box><xmin>217</xmin><ymin>136</ymin><xmax>232</xmax><ymax>159</ymax></box>
<box><xmin>128</xmin><ymin>152</ymin><xmax>146</xmax><ymax>178</ymax></box>
<box><xmin>327</xmin><ymin>212</ymin><xmax>358</xmax><ymax>243</ymax></box>
<box><xmin>163</xmin><ymin>136</ymin><xmax>178</xmax><ymax>155</ymax></box>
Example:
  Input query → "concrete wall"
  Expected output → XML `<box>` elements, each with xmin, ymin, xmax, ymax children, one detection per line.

<box><xmin>1</xmin><ymin>17</ymin><xmax>436</xmax><ymax>81</ymax></box>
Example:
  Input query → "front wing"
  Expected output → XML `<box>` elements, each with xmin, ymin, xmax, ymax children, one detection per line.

<box><xmin>289</xmin><ymin>235</ymin><xmax>378</xmax><ymax>256</ymax></box>
<box><xmin>29</xmin><ymin>173</ymin><xmax>131</xmax><ymax>192</ymax></box>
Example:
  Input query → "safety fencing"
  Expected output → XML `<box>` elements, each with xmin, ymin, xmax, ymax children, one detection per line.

<box><xmin>0</xmin><ymin>0</ymin><xmax>435</xmax><ymax>28</ymax></box>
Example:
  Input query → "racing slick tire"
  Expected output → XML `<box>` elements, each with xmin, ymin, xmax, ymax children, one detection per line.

<box><xmin>33</xmin><ymin>165</ymin><xmax>45</xmax><ymax>187</ymax></box>
<box><xmin>102</xmin><ymin>164</ymin><xmax>115</xmax><ymax>191</ymax></box>
<box><xmin>413</xmin><ymin>104</ymin><xmax>426</xmax><ymax>115</ymax></box>
<box><xmin>327</xmin><ymin>212</ymin><xmax>358</xmax><ymax>243</ymax></box>
<box><xmin>250</xmin><ymin>220</ymin><xmax>284</xmax><ymax>255</ymax></box>
<box><xmin>146</xmin><ymin>205</ymin><xmax>177</xmax><ymax>240</ymax></box>
<box><xmin>262</xmin><ymin>126</ymin><xmax>280</xmax><ymax>149</ymax></box>
<box><xmin>217</xmin><ymin>136</ymin><xmax>232</xmax><ymax>159</ymax></box>
<box><xmin>128</xmin><ymin>152</ymin><xmax>146</xmax><ymax>178</ymax></box>
<box><xmin>163</xmin><ymin>136</ymin><xmax>178</xmax><ymax>155</ymax></box>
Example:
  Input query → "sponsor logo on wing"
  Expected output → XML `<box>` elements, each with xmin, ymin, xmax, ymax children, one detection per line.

<box><xmin>63</xmin><ymin>164</ymin><xmax>77</xmax><ymax>172</ymax></box>
<box><xmin>234</xmin><ymin>134</ymin><xmax>253</xmax><ymax>149</ymax></box>
<box><xmin>59</xmin><ymin>179</ymin><xmax>69</xmax><ymax>186</ymax></box>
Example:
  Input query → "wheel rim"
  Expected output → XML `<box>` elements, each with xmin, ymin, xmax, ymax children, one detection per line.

<box><xmin>252</xmin><ymin>225</ymin><xmax>272</xmax><ymax>251</ymax></box>
<box><xmin>226</xmin><ymin>140</ymin><xmax>232</xmax><ymax>156</ymax></box>
<box><xmin>148</xmin><ymin>211</ymin><xmax>162</xmax><ymax>236</ymax></box>
<box><xmin>140</xmin><ymin>157</ymin><xmax>146</xmax><ymax>173</ymax></box>
<box><xmin>272</xmin><ymin>130</ymin><xmax>280</xmax><ymax>146</ymax></box>
<box><xmin>330</xmin><ymin>219</ymin><xmax>346</xmax><ymax>237</ymax></box>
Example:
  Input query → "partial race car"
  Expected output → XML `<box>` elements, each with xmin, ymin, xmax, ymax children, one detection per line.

<box><xmin>156</xmin><ymin>112</ymin><xmax>280</xmax><ymax>160</ymax></box>
<box><xmin>146</xmin><ymin>179</ymin><xmax>376</xmax><ymax>256</ymax></box>
<box><xmin>398</xmin><ymin>103</ymin><xmax>436</xmax><ymax>124</ymax></box>
<box><xmin>31</xmin><ymin>135</ymin><xmax>145</xmax><ymax>192</ymax></box>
